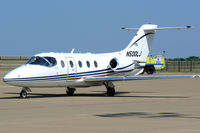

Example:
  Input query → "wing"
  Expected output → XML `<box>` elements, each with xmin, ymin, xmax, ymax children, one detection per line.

<box><xmin>84</xmin><ymin>75</ymin><xmax>198</xmax><ymax>82</ymax></box>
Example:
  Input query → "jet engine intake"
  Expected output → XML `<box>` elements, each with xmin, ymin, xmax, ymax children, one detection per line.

<box><xmin>109</xmin><ymin>58</ymin><xmax>119</xmax><ymax>71</ymax></box>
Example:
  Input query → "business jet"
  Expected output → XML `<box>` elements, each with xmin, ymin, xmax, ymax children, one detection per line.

<box><xmin>3</xmin><ymin>24</ymin><xmax>197</xmax><ymax>98</ymax></box>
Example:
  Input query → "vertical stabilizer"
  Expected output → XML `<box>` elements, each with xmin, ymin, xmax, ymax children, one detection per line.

<box><xmin>121</xmin><ymin>24</ymin><xmax>157</xmax><ymax>63</ymax></box>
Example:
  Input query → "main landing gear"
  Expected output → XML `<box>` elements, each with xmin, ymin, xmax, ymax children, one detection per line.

<box><xmin>66</xmin><ymin>87</ymin><xmax>76</xmax><ymax>96</ymax></box>
<box><xmin>20</xmin><ymin>87</ymin><xmax>32</xmax><ymax>98</ymax></box>
<box><xmin>104</xmin><ymin>81</ymin><xmax>115</xmax><ymax>96</ymax></box>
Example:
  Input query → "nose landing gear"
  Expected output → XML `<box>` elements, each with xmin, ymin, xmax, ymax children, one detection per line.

<box><xmin>20</xmin><ymin>87</ymin><xmax>31</xmax><ymax>98</ymax></box>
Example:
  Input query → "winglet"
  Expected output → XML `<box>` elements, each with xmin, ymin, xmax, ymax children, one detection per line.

<box><xmin>186</xmin><ymin>25</ymin><xmax>193</xmax><ymax>29</ymax></box>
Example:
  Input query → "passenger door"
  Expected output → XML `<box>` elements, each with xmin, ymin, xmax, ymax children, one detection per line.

<box><xmin>66</xmin><ymin>57</ymin><xmax>77</xmax><ymax>74</ymax></box>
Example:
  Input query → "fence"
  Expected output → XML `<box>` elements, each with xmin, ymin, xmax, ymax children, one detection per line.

<box><xmin>164</xmin><ymin>61</ymin><xmax>200</xmax><ymax>72</ymax></box>
<box><xmin>0</xmin><ymin>56</ymin><xmax>30</xmax><ymax>70</ymax></box>
<box><xmin>0</xmin><ymin>56</ymin><xmax>200</xmax><ymax>72</ymax></box>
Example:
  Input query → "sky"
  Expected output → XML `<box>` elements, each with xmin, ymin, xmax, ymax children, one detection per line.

<box><xmin>0</xmin><ymin>0</ymin><xmax>199</xmax><ymax>58</ymax></box>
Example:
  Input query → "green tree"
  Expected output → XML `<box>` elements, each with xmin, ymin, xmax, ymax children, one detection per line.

<box><xmin>167</xmin><ymin>56</ymin><xmax>200</xmax><ymax>61</ymax></box>
<box><xmin>186</xmin><ymin>56</ymin><xmax>200</xmax><ymax>61</ymax></box>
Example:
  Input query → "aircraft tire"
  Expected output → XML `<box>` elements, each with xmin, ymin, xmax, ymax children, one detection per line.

<box><xmin>107</xmin><ymin>87</ymin><xmax>115</xmax><ymax>96</ymax></box>
<box><xmin>20</xmin><ymin>90</ymin><xmax>27</xmax><ymax>98</ymax></box>
<box><xmin>67</xmin><ymin>87</ymin><xmax>76</xmax><ymax>96</ymax></box>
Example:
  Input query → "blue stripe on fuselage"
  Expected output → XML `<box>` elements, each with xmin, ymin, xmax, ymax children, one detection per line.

<box><xmin>4</xmin><ymin>62</ymin><xmax>135</xmax><ymax>82</ymax></box>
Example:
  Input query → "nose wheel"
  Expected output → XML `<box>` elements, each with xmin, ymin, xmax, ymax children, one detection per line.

<box><xmin>20</xmin><ymin>90</ymin><xmax>27</xmax><ymax>98</ymax></box>
<box><xmin>20</xmin><ymin>87</ymin><xmax>31</xmax><ymax>98</ymax></box>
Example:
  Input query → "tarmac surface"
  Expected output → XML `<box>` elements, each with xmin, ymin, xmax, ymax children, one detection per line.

<box><xmin>0</xmin><ymin>70</ymin><xmax>200</xmax><ymax>133</ymax></box>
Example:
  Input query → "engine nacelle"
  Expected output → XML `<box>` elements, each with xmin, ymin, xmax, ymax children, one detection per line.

<box><xmin>109</xmin><ymin>57</ymin><xmax>137</xmax><ymax>72</ymax></box>
<box><xmin>109</xmin><ymin>58</ymin><xmax>119</xmax><ymax>71</ymax></box>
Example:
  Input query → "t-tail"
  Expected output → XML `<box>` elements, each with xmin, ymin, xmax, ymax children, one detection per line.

<box><xmin>120</xmin><ymin>24</ymin><xmax>192</xmax><ymax>64</ymax></box>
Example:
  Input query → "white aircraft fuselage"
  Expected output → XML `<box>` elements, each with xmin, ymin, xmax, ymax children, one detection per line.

<box><xmin>4</xmin><ymin>52</ymin><xmax>138</xmax><ymax>88</ymax></box>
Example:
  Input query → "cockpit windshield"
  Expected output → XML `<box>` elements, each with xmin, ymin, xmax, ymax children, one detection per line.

<box><xmin>26</xmin><ymin>56</ymin><xmax>57</xmax><ymax>67</ymax></box>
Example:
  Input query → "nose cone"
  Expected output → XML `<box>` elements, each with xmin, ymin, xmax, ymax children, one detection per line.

<box><xmin>3</xmin><ymin>65</ymin><xmax>34</xmax><ymax>87</ymax></box>
<box><xmin>3</xmin><ymin>67</ymin><xmax>22</xmax><ymax>82</ymax></box>
<box><xmin>3</xmin><ymin>73</ymin><xmax>11</xmax><ymax>82</ymax></box>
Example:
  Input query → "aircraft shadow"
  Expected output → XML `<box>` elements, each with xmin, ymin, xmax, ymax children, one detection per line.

<box><xmin>1</xmin><ymin>92</ymin><xmax>127</xmax><ymax>99</ymax></box>
<box><xmin>0</xmin><ymin>91</ymin><xmax>189</xmax><ymax>99</ymax></box>
<box><xmin>92</xmin><ymin>90</ymin><xmax>156</xmax><ymax>93</ymax></box>
<box><xmin>95</xmin><ymin>112</ymin><xmax>200</xmax><ymax>120</ymax></box>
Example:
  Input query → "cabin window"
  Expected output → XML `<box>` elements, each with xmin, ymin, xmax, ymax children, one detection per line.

<box><xmin>94</xmin><ymin>61</ymin><xmax>98</xmax><ymax>68</ymax></box>
<box><xmin>78</xmin><ymin>61</ymin><xmax>82</xmax><ymax>68</ymax></box>
<box><xmin>86</xmin><ymin>61</ymin><xmax>90</xmax><ymax>68</ymax></box>
<box><xmin>61</xmin><ymin>60</ymin><xmax>65</xmax><ymax>68</ymax></box>
<box><xmin>70</xmin><ymin>60</ymin><xmax>74</xmax><ymax>68</ymax></box>
<box><xmin>26</xmin><ymin>56</ymin><xmax>57</xmax><ymax>67</ymax></box>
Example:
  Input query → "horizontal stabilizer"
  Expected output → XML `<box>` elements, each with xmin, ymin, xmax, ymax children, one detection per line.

<box><xmin>121</xmin><ymin>25</ymin><xmax>192</xmax><ymax>31</ymax></box>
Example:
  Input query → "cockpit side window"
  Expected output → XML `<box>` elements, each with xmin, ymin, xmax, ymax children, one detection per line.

<box><xmin>26</xmin><ymin>56</ymin><xmax>57</xmax><ymax>67</ymax></box>
<box><xmin>44</xmin><ymin>57</ymin><xmax>57</xmax><ymax>66</ymax></box>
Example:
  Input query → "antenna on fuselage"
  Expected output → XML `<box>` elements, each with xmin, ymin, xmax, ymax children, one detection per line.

<box><xmin>70</xmin><ymin>48</ymin><xmax>75</xmax><ymax>53</ymax></box>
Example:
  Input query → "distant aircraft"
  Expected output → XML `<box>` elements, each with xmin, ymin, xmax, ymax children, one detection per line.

<box><xmin>3</xmin><ymin>24</ymin><xmax>197</xmax><ymax>98</ymax></box>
